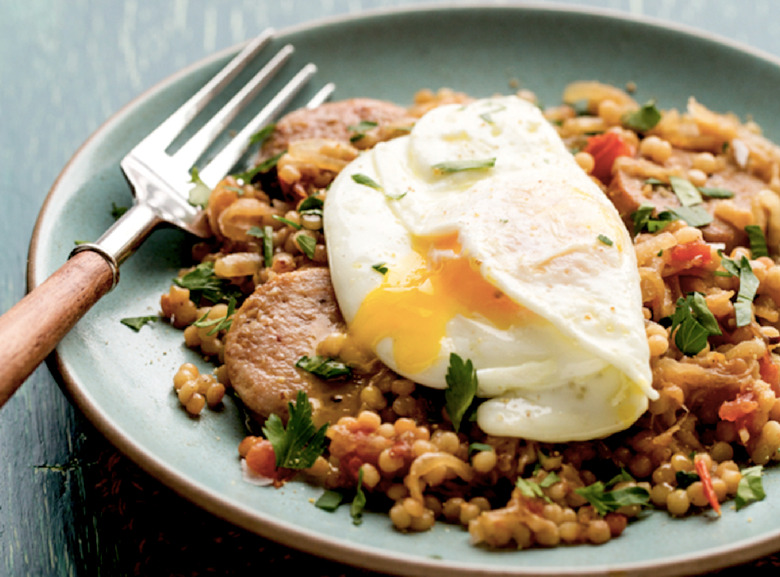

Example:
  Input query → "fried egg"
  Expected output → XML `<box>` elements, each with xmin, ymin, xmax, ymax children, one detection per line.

<box><xmin>323</xmin><ymin>95</ymin><xmax>657</xmax><ymax>442</ymax></box>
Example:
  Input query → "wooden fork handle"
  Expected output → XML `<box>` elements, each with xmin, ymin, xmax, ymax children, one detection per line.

<box><xmin>0</xmin><ymin>250</ymin><xmax>115</xmax><ymax>408</ymax></box>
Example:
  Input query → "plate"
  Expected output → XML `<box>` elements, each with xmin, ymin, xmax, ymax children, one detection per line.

<box><xmin>29</xmin><ymin>4</ymin><xmax>780</xmax><ymax>576</ymax></box>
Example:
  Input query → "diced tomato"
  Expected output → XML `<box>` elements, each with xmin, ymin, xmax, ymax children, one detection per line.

<box><xmin>245</xmin><ymin>439</ymin><xmax>278</xmax><ymax>479</ymax></box>
<box><xmin>759</xmin><ymin>353</ymin><xmax>780</xmax><ymax>394</ymax></box>
<box><xmin>345</xmin><ymin>454</ymin><xmax>365</xmax><ymax>481</ymax></box>
<box><xmin>694</xmin><ymin>455</ymin><xmax>721</xmax><ymax>515</ymax></box>
<box><xmin>718</xmin><ymin>391</ymin><xmax>758</xmax><ymax>423</ymax></box>
<box><xmin>669</xmin><ymin>242</ymin><xmax>713</xmax><ymax>267</ymax></box>
<box><xmin>583</xmin><ymin>132</ymin><xmax>634</xmax><ymax>184</ymax></box>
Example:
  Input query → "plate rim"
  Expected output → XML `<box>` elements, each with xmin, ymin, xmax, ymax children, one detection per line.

<box><xmin>28</xmin><ymin>2</ymin><xmax>780</xmax><ymax>575</ymax></box>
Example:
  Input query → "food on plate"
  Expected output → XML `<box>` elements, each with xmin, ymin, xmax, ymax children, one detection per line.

<box><xmin>324</xmin><ymin>95</ymin><xmax>656</xmax><ymax>442</ymax></box>
<box><xmin>155</xmin><ymin>83</ymin><xmax>780</xmax><ymax>549</ymax></box>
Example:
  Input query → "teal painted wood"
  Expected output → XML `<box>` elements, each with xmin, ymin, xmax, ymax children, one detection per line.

<box><xmin>2</xmin><ymin>1</ymin><xmax>780</xmax><ymax>575</ymax></box>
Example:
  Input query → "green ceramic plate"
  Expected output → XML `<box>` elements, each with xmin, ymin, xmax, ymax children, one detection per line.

<box><xmin>30</xmin><ymin>4</ymin><xmax>780</xmax><ymax>576</ymax></box>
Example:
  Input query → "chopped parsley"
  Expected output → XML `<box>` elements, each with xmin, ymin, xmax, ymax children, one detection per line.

<box><xmin>699</xmin><ymin>186</ymin><xmax>735</xmax><ymax>199</ymax></box>
<box><xmin>371</xmin><ymin>263</ymin><xmax>389</xmax><ymax>275</ymax></box>
<box><xmin>540</xmin><ymin>471</ymin><xmax>561</xmax><ymax>488</ymax></box>
<box><xmin>233</xmin><ymin>150</ymin><xmax>285</xmax><ymax>183</ymax></box>
<box><xmin>296</xmin><ymin>233</ymin><xmax>317</xmax><ymax>259</ymax></box>
<box><xmin>479</xmin><ymin>103</ymin><xmax>506</xmax><ymax>124</ymax></box>
<box><xmin>111</xmin><ymin>202</ymin><xmax>128</xmax><ymax>220</ymax></box>
<box><xmin>173</xmin><ymin>261</ymin><xmax>242</xmax><ymax>304</ymax></box>
<box><xmin>468</xmin><ymin>442</ymin><xmax>494</xmax><ymax>455</ymax></box>
<box><xmin>272</xmin><ymin>214</ymin><xmax>302</xmax><ymax>230</ymax></box>
<box><xmin>597</xmin><ymin>234</ymin><xmax>614</xmax><ymax>246</ymax></box>
<box><xmin>574</xmin><ymin>481</ymin><xmax>650</xmax><ymax>516</ymax></box>
<box><xmin>621</xmin><ymin>100</ymin><xmax>662</xmax><ymax>132</ymax></box>
<box><xmin>669</xmin><ymin>292</ymin><xmax>722</xmax><ymax>356</ymax></box>
<box><xmin>192</xmin><ymin>297</ymin><xmax>236</xmax><ymax>336</ymax></box>
<box><xmin>314</xmin><ymin>469</ymin><xmax>367</xmax><ymax>525</ymax></box>
<box><xmin>719</xmin><ymin>253</ymin><xmax>759</xmax><ymax>326</ymax></box>
<box><xmin>188</xmin><ymin>167</ymin><xmax>212</xmax><ymax>208</ymax></box>
<box><xmin>351</xmin><ymin>467</ymin><xmax>367</xmax><ymax>525</ymax></box>
<box><xmin>630</xmin><ymin>204</ymin><xmax>675</xmax><ymax>234</ymax></box>
<box><xmin>745</xmin><ymin>224</ymin><xmax>769</xmax><ymax>258</ymax></box>
<box><xmin>120</xmin><ymin>315</ymin><xmax>160</xmax><ymax>332</ymax></box>
<box><xmin>735</xmin><ymin>465</ymin><xmax>766</xmax><ymax>510</ymax></box>
<box><xmin>444</xmin><ymin>353</ymin><xmax>478</xmax><ymax>432</ymax></box>
<box><xmin>248</xmin><ymin>123</ymin><xmax>276</xmax><ymax>146</ymax></box>
<box><xmin>247</xmin><ymin>225</ymin><xmax>274</xmax><ymax>268</ymax></box>
<box><xmin>432</xmin><ymin>158</ymin><xmax>496</xmax><ymax>174</ymax></box>
<box><xmin>667</xmin><ymin>205</ymin><xmax>713</xmax><ymax>228</ymax></box>
<box><xmin>262</xmin><ymin>390</ymin><xmax>328</xmax><ymax>469</ymax></box>
<box><xmin>295</xmin><ymin>355</ymin><xmax>352</xmax><ymax>380</ymax></box>
<box><xmin>675</xmin><ymin>470</ymin><xmax>700</xmax><ymax>489</ymax></box>
<box><xmin>516</xmin><ymin>478</ymin><xmax>550</xmax><ymax>502</ymax></box>
<box><xmin>298</xmin><ymin>195</ymin><xmax>324</xmax><ymax>216</ymax></box>
<box><xmin>314</xmin><ymin>490</ymin><xmax>344</xmax><ymax>512</ymax></box>
<box><xmin>348</xmin><ymin>120</ymin><xmax>378</xmax><ymax>142</ymax></box>
<box><xmin>669</xmin><ymin>175</ymin><xmax>703</xmax><ymax>206</ymax></box>
<box><xmin>351</xmin><ymin>173</ymin><xmax>384</xmax><ymax>191</ymax></box>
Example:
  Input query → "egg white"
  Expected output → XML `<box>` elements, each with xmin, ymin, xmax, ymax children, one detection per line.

<box><xmin>324</xmin><ymin>95</ymin><xmax>657</xmax><ymax>442</ymax></box>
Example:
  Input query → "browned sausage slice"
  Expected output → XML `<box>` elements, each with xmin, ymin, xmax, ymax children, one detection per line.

<box><xmin>260</xmin><ymin>98</ymin><xmax>410</xmax><ymax>158</ymax></box>
<box><xmin>224</xmin><ymin>267</ymin><xmax>363</xmax><ymax>427</ymax></box>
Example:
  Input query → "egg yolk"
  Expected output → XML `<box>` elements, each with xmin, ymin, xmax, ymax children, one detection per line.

<box><xmin>344</xmin><ymin>233</ymin><xmax>529</xmax><ymax>374</ymax></box>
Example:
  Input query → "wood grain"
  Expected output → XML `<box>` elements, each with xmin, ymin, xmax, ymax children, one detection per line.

<box><xmin>0</xmin><ymin>250</ymin><xmax>114</xmax><ymax>408</ymax></box>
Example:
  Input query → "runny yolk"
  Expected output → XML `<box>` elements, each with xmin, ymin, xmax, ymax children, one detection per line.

<box><xmin>344</xmin><ymin>232</ymin><xmax>526</xmax><ymax>374</ymax></box>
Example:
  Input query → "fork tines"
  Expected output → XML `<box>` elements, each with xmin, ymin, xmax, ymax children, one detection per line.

<box><xmin>131</xmin><ymin>28</ymin><xmax>334</xmax><ymax>190</ymax></box>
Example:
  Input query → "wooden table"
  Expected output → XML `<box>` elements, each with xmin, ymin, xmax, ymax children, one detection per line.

<box><xmin>3</xmin><ymin>1</ymin><xmax>780</xmax><ymax>575</ymax></box>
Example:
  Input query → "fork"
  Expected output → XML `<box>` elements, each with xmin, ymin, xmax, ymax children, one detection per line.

<box><xmin>0</xmin><ymin>28</ymin><xmax>334</xmax><ymax>408</ymax></box>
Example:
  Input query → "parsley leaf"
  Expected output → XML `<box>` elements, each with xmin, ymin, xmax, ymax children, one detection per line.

<box><xmin>262</xmin><ymin>390</ymin><xmax>329</xmax><ymax>469</ymax></box>
<box><xmin>315</xmin><ymin>490</ymin><xmax>344</xmax><ymax>512</ymax></box>
<box><xmin>432</xmin><ymin>158</ymin><xmax>496</xmax><ymax>174</ymax></box>
<box><xmin>248</xmin><ymin>225</ymin><xmax>274</xmax><ymax>267</ymax></box>
<box><xmin>348</xmin><ymin>120</ymin><xmax>378</xmax><ymax>142</ymax></box>
<box><xmin>173</xmin><ymin>261</ymin><xmax>241</xmax><ymax>305</ymax></box>
<box><xmin>669</xmin><ymin>176</ymin><xmax>703</xmax><ymax>206</ymax></box>
<box><xmin>120</xmin><ymin>315</ymin><xmax>160</xmax><ymax>332</ymax></box>
<box><xmin>669</xmin><ymin>292</ymin><xmax>722</xmax><ymax>356</ymax></box>
<box><xmin>192</xmin><ymin>297</ymin><xmax>236</xmax><ymax>336</ymax></box>
<box><xmin>675</xmin><ymin>470</ymin><xmax>700</xmax><ymax>489</ymax></box>
<box><xmin>111</xmin><ymin>202</ymin><xmax>128</xmax><ymax>220</ymax></box>
<box><xmin>516</xmin><ymin>478</ymin><xmax>550</xmax><ymax>502</ymax></box>
<box><xmin>371</xmin><ymin>263</ymin><xmax>388</xmax><ymax>275</ymax></box>
<box><xmin>188</xmin><ymin>167</ymin><xmax>212</xmax><ymax>208</ymax></box>
<box><xmin>699</xmin><ymin>186</ymin><xmax>735</xmax><ymax>199</ymax></box>
<box><xmin>735</xmin><ymin>465</ymin><xmax>766</xmax><ymax>510</ymax></box>
<box><xmin>298</xmin><ymin>195</ymin><xmax>324</xmax><ymax>214</ymax></box>
<box><xmin>351</xmin><ymin>467</ymin><xmax>367</xmax><ymax>525</ymax></box>
<box><xmin>745</xmin><ymin>225</ymin><xmax>769</xmax><ymax>258</ymax></box>
<box><xmin>719</xmin><ymin>253</ymin><xmax>759</xmax><ymax>326</ymax></box>
<box><xmin>597</xmin><ymin>234</ymin><xmax>614</xmax><ymax>246</ymax></box>
<box><xmin>296</xmin><ymin>355</ymin><xmax>352</xmax><ymax>379</ymax></box>
<box><xmin>606</xmin><ymin>468</ymin><xmax>636</xmax><ymax>487</ymax></box>
<box><xmin>631</xmin><ymin>204</ymin><xmax>675</xmax><ymax>234</ymax></box>
<box><xmin>248</xmin><ymin>123</ymin><xmax>276</xmax><ymax>146</ymax></box>
<box><xmin>469</xmin><ymin>442</ymin><xmax>494</xmax><ymax>455</ymax></box>
<box><xmin>233</xmin><ymin>150</ymin><xmax>286</xmax><ymax>183</ymax></box>
<box><xmin>666</xmin><ymin>205</ymin><xmax>713</xmax><ymax>228</ymax></box>
<box><xmin>540</xmin><ymin>471</ymin><xmax>561</xmax><ymax>488</ymax></box>
<box><xmin>444</xmin><ymin>354</ymin><xmax>478</xmax><ymax>432</ymax></box>
<box><xmin>272</xmin><ymin>214</ymin><xmax>302</xmax><ymax>230</ymax></box>
<box><xmin>574</xmin><ymin>482</ymin><xmax>650</xmax><ymax>516</ymax></box>
<box><xmin>621</xmin><ymin>100</ymin><xmax>662</xmax><ymax>132</ymax></box>
<box><xmin>296</xmin><ymin>234</ymin><xmax>316</xmax><ymax>259</ymax></box>
<box><xmin>351</xmin><ymin>173</ymin><xmax>384</xmax><ymax>191</ymax></box>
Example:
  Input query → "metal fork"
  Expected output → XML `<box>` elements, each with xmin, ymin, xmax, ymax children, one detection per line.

<box><xmin>0</xmin><ymin>28</ymin><xmax>334</xmax><ymax>407</ymax></box>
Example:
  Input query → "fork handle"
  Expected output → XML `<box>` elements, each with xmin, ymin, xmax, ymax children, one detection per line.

<box><xmin>0</xmin><ymin>250</ymin><xmax>114</xmax><ymax>408</ymax></box>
